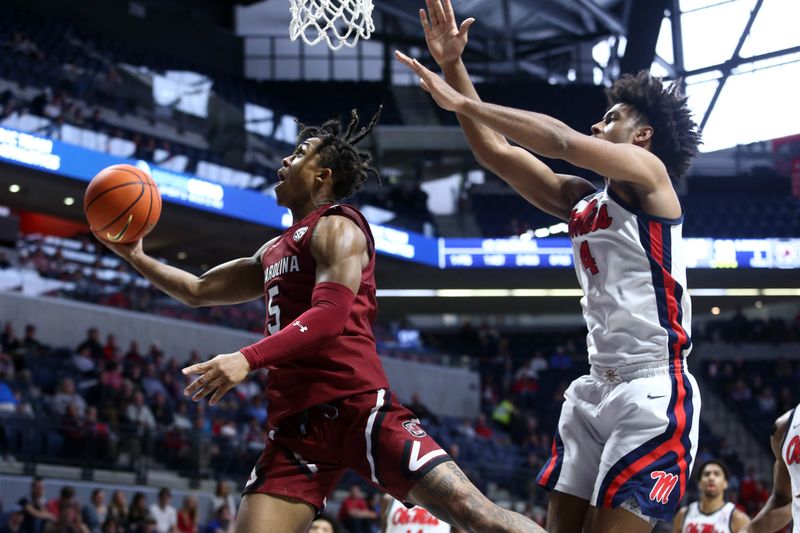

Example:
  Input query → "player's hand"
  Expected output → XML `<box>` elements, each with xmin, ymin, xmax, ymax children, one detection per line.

<box><xmin>395</xmin><ymin>51</ymin><xmax>469</xmax><ymax>112</ymax></box>
<box><xmin>91</xmin><ymin>230</ymin><xmax>143</xmax><ymax>261</ymax></box>
<box><xmin>182</xmin><ymin>351</ymin><xmax>251</xmax><ymax>406</ymax></box>
<box><xmin>420</xmin><ymin>0</ymin><xmax>475</xmax><ymax>67</ymax></box>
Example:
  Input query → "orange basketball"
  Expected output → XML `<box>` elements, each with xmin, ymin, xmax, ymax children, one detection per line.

<box><xmin>84</xmin><ymin>164</ymin><xmax>162</xmax><ymax>244</ymax></box>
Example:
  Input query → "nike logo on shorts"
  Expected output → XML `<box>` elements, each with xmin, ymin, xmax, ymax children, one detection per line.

<box><xmin>647</xmin><ymin>393</ymin><xmax>667</xmax><ymax>400</ymax></box>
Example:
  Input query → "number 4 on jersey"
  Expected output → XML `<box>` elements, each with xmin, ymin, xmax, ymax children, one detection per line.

<box><xmin>579</xmin><ymin>241</ymin><xmax>599</xmax><ymax>275</ymax></box>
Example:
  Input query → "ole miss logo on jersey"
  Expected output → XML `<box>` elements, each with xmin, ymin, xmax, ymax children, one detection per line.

<box><xmin>649</xmin><ymin>471</ymin><xmax>678</xmax><ymax>504</ymax></box>
<box><xmin>569</xmin><ymin>199</ymin><xmax>613</xmax><ymax>238</ymax></box>
<box><xmin>391</xmin><ymin>507</ymin><xmax>441</xmax><ymax>527</ymax></box>
<box><xmin>786</xmin><ymin>435</ymin><xmax>800</xmax><ymax>465</ymax></box>
<box><xmin>686</xmin><ymin>525</ymin><xmax>724</xmax><ymax>533</ymax></box>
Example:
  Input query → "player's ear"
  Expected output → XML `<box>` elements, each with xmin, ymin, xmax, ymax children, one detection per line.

<box><xmin>316</xmin><ymin>167</ymin><xmax>333</xmax><ymax>184</ymax></box>
<box><xmin>635</xmin><ymin>125</ymin><xmax>654</xmax><ymax>144</ymax></box>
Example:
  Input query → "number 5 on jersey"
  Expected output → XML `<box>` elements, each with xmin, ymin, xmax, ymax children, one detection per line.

<box><xmin>579</xmin><ymin>241</ymin><xmax>599</xmax><ymax>275</ymax></box>
<box><xmin>267</xmin><ymin>285</ymin><xmax>281</xmax><ymax>334</ymax></box>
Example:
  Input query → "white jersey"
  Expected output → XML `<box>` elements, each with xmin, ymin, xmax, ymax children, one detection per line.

<box><xmin>681</xmin><ymin>501</ymin><xmax>735</xmax><ymax>533</ymax></box>
<box><xmin>781</xmin><ymin>406</ymin><xmax>800</xmax><ymax>533</ymax></box>
<box><xmin>569</xmin><ymin>186</ymin><xmax>692</xmax><ymax>368</ymax></box>
<box><xmin>384</xmin><ymin>499</ymin><xmax>451</xmax><ymax>533</ymax></box>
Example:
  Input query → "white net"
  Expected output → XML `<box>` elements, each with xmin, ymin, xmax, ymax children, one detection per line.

<box><xmin>289</xmin><ymin>0</ymin><xmax>375</xmax><ymax>51</ymax></box>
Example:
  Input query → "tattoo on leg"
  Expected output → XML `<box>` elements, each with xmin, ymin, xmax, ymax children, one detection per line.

<box><xmin>415</xmin><ymin>462</ymin><xmax>545</xmax><ymax>533</ymax></box>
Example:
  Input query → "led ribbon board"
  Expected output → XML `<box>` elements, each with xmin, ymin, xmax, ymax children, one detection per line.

<box><xmin>0</xmin><ymin>126</ymin><xmax>797</xmax><ymax>270</ymax></box>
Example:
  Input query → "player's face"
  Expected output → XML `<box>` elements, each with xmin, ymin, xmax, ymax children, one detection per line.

<box><xmin>276</xmin><ymin>137</ymin><xmax>326</xmax><ymax>207</ymax></box>
<box><xmin>591</xmin><ymin>103</ymin><xmax>642</xmax><ymax>144</ymax></box>
<box><xmin>699</xmin><ymin>464</ymin><xmax>728</xmax><ymax>498</ymax></box>
<box><xmin>308</xmin><ymin>519</ymin><xmax>334</xmax><ymax>533</ymax></box>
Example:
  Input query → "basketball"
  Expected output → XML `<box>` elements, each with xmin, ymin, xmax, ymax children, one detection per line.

<box><xmin>83</xmin><ymin>164</ymin><xmax>162</xmax><ymax>244</ymax></box>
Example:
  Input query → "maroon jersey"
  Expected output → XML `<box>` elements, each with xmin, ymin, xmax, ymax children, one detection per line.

<box><xmin>258</xmin><ymin>203</ymin><xmax>389</xmax><ymax>425</ymax></box>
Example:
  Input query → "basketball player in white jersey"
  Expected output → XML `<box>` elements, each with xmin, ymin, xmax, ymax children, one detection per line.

<box><xmin>740</xmin><ymin>408</ymin><xmax>800</xmax><ymax>532</ymax></box>
<box><xmin>380</xmin><ymin>494</ymin><xmax>456</xmax><ymax>533</ymax></box>
<box><xmin>397</xmin><ymin>1</ymin><xmax>703</xmax><ymax>532</ymax></box>
<box><xmin>673</xmin><ymin>460</ymin><xmax>749</xmax><ymax>533</ymax></box>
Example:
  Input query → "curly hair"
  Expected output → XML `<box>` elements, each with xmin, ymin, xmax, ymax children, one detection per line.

<box><xmin>606</xmin><ymin>71</ymin><xmax>702</xmax><ymax>181</ymax></box>
<box><xmin>295</xmin><ymin>106</ymin><xmax>383</xmax><ymax>200</ymax></box>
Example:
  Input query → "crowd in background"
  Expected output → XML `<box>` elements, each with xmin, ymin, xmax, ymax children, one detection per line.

<box><xmin>0</xmin><ymin>478</ymin><xmax>238</xmax><ymax>533</ymax></box>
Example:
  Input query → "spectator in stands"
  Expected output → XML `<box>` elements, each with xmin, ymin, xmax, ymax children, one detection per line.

<box><xmin>18</xmin><ymin>476</ymin><xmax>55</xmax><ymax>533</ymax></box>
<box><xmin>548</xmin><ymin>345</ymin><xmax>572</xmax><ymax>370</ymax></box>
<box><xmin>43</xmin><ymin>500</ymin><xmax>89</xmax><ymax>533</ymax></box>
<box><xmin>125</xmin><ymin>392</ymin><xmax>155</xmax><ymax>432</ymax></box>
<box><xmin>99</xmin><ymin>518</ymin><xmax>121</xmax><ymax>533</ymax></box>
<box><xmin>103</xmin><ymin>335</ymin><xmax>119</xmax><ymax>362</ymax></box>
<box><xmin>106</xmin><ymin>492</ymin><xmax>128</xmax><ymax>528</ymax></box>
<box><xmin>141</xmin><ymin>365</ymin><xmax>167</xmax><ymax>398</ymax></box>
<box><xmin>307</xmin><ymin>515</ymin><xmax>343</xmax><ymax>533</ymax></box>
<box><xmin>148</xmin><ymin>489</ymin><xmax>176</xmax><ymax>533</ymax></box>
<box><xmin>47</xmin><ymin>487</ymin><xmax>77</xmax><ymax>520</ymax></box>
<box><xmin>127</xmin><ymin>493</ymin><xmax>150</xmax><ymax>533</ymax></box>
<box><xmin>203</xmin><ymin>507</ymin><xmax>233</xmax><ymax>533</ymax></box>
<box><xmin>0</xmin><ymin>373</ymin><xmax>17</xmax><ymax>414</ymax></box>
<box><xmin>0</xmin><ymin>505</ymin><xmax>24</xmax><ymax>533</ymax></box>
<box><xmin>474</xmin><ymin>414</ymin><xmax>493</xmax><ymax>439</ymax></box>
<box><xmin>408</xmin><ymin>393</ymin><xmax>439</xmax><ymax>425</ymax></box>
<box><xmin>175</xmin><ymin>496</ymin><xmax>197</xmax><ymax>533</ymax></box>
<box><xmin>71</xmin><ymin>347</ymin><xmax>96</xmax><ymax>375</ymax></box>
<box><xmin>491</xmin><ymin>397</ymin><xmax>516</xmax><ymax>428</ymax></box>
<box><xmin>0</xmin><ymin>252</ymin><xmax>11</xmax><ymax>269</ymax></box>
<box><xmin>208</xmin><ymin>482</ymin><xmax>236</xmax><ymax>520</ymax></box>
<box><xmin>337</xmin><ymin>485</ymin><xmax>376</xmax><ymax>533</ymax></box>
<box><xmin>456</xmin><ymin>418</ymin><xmax>476</xmax><ymax>439</ymax></box>
<box><xmin>76</xmin><ymin>329</ymin><xmax>104</xmax><ymax>361</ymax></box>
<box><xmin>21</xmin><ymin>325</ymin><xmax>45</xmax><ymax>353</ymax></box>
<box><xmin>82</xmin><ymin>490</ymin><xmax>107</xmax><ymax>533</ymax></box>
<box><xmin>150</xmin><ymin>393</ymin><xmax>173</xmax><ymax>427</ymax></box>
<box><xmin>53</xmin><ymin>378</ymin><xmax>86</xmax><ymax>417</ymax></box>
<box><xmin>1</xmin><ymin>323</ymin><xmax>20</xmax><ymax>353</ymax></box>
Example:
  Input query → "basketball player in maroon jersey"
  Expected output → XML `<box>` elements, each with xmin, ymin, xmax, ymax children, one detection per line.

<box><xmin>97</xmin><ymin>111</ymin><xmax>544</xmax><ymax>533</ymax></box>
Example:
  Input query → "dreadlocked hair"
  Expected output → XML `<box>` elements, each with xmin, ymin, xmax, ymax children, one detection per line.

<box><xmin>606</xmin><ymin>71</ymin><xmax>702</xmax><ymax>181</ymax></box>
<box><xmin>295</xmin><ymin>106</ymin><xmax>383</xmax><ymax>200</ymax></box>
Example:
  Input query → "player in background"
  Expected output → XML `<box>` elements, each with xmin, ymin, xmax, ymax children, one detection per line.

<box><xmin>380</xmin><ymin>494</ymin><xmax>458</xmax><ymax>533</ymax></box>
<box><xmin>397</xmin><ymin>1</ymin><xmax>703</xmax><ymax>532</ymax></box>
<box><xmin>740</xmin><ymin>408</ymin><xmax>799</xmax><ymax>532</ymax></box>
<box><xmin>672</xmin><ymin>460</ymin><xmax>749</xmax><ymax>533</ymax></box>
<box><xmin>98</xmin><ymin>109</ymin><xmax>544</xmax><ymax>533</ymax></box>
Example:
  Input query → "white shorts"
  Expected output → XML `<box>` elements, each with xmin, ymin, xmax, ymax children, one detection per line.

<box><xmin>537</xmin><ymin>360</ymin><xmax>701</xmax><ymax>522</ymax></box>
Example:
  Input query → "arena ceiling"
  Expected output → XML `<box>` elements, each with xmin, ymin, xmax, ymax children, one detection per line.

<box><xmin>236</xmin><ymin>0</ymin><xmax>641</xmax><ymax>81</ymax></box>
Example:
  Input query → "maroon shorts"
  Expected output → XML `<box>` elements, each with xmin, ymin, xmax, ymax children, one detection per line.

<box><xmin>242</xmin><ymin>388</ymin><xmax>451</xmax><ymax>511</ymax></box>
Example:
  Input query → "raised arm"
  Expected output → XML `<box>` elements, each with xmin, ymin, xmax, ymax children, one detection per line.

<box><xmin>97</xmin><ymin>236</ymin><xmax>272</xmax><ymax>307</ymax></box>
<box><xmin>396</xmin><ymin>55</ymin><xmax>670</xmax><ymax>195</ymax></box>
<box><xmin>408</xmin><ymin>0</ymin><xmax>594</xmax><ymax>221</ymax></box>
<box><xmin>181</xmin><ymin>215</ymin><xmax>368</xmax><ymax>405</ymax></box>
<box><xmin>740</xmin><ymin>410</ymin><xmax>795</xmax><ymax>533</ymax></box>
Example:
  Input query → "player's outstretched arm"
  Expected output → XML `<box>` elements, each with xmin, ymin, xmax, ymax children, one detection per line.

<box><xmin>740</xmin><ymin>410</ymin><xmax>794</xmax><ymax>533</ymax></box>
<box><xmin>397</xmin><ymin>56</ymin><xmax>669</xmax><ymax>193</ymax></box>
<box><xmin>97</xmin><ymin>235</ymin><xmax>272</xmax><ymax>307</ymax></box>
<box><xmin>396</xmin><ymin>53</ymin><xmax>593</xmax><ymax>220</ymax></box>
<box><xmin>407</xmin><ymin>0</ymin><xmax>595</xmax><ymax>220</ymax></box>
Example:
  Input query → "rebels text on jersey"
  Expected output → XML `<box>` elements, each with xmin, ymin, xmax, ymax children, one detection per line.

<box><xmin>258</xmin><ymin>203</ymin><xmax>389</xmax><ymax>425</ymax></box>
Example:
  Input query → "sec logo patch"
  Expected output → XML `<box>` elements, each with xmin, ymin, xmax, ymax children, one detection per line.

<box><xmin>293</xmin><ymin>226</ymin><xmax>309</xmax><ymax>241</ymax></box>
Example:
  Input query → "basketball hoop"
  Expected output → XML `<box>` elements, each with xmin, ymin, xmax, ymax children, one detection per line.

<box><xmin>289</xmin><ymin>0</ymin><xmax>375</xmax><ymax>51</ymax></box>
